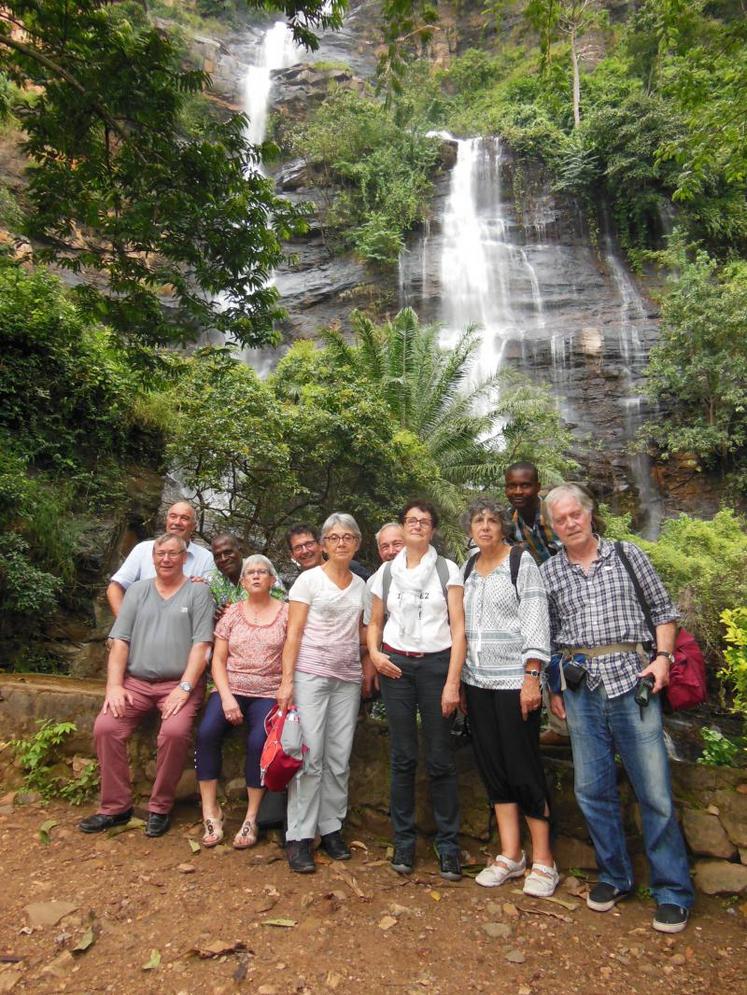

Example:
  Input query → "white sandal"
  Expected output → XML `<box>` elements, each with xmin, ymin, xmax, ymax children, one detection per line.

<box><xmin>233</xmin><ymin>818</ymin><xmax>258</xmax><ymax>849</ymax></box>
<box><xmin>523</xmin><ymin>861</ymin><xmax>560</xmax><ymax>897</ymax></box>
<box><xmin>475</xmin><ymin>851</ymin><xmax>526</xmax><ymax>888</ymax></box>
<box><xmin>201</xmin><ymin>810</ymin><xmax>224</xmax><ymax>848</ymax></box>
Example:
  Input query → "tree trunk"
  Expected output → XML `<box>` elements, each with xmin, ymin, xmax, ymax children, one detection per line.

<box><xmin>570</xmin><ymin>27</ymin><xmax>581</xmax><ymax>128</ymax></box>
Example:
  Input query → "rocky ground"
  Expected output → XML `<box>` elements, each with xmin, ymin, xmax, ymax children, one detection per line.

<box><xmin>1</xmin><ymin>795</ymin><xmax>746</xmax><ymax>995</ymax></box>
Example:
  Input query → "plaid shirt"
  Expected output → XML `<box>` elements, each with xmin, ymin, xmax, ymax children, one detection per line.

<box><xmin>541</xmin><ymin>538</ymin><xmax>679</xmax><ymax>698</ymax></box>
<box><xmin>511</xmin><ymin>500</ymin><xmax>560</xmax><ymax>564</ymax></box>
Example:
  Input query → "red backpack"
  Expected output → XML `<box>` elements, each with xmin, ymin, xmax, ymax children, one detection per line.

<box><xmin>615</xmin><ymin>542</ymin><xmax>708</xmax><ymax>711</ymax></box>
<box><xmin>260</xmin><ymin>705</ymin><xmax>306</xmax><ymax>791</ymax></box>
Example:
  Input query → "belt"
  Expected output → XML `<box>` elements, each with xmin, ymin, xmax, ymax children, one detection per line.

<box><xmin>563</xmin><ymin>642</ymin><xmax>643</xmax><ymax>659</ymax></box>
<box><xmin>382</xmin><ymin>643</ymin><xmax>448</xmax><ymax>660</ymax></box>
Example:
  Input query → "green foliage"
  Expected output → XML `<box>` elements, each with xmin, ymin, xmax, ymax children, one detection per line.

<box><xmin>10</xmin><ymin>720</ymin><xmax>100</xmax><ymax>804</ymax></box>
<box><xmin>610</xmin><ymin>510</ymin><xmax>747</xmax><ymax>660</ymax></box>
<box><xmin>642</xmin><ymin>244</ymin><xmax>747</xmax><ymax>487</ymax></box>
<box><xmin>720</xmin><ymin>607</ymin><xmax>747</xmax><ymax>721</ymax></box>
<box><xmin>0</xmin><ymin>0</ymin><xmax>353</xmax><ymax>347</ymax></box>
<box><xmin>295</xmin><ymin>87</ymin><xmax>440</xmax><ymax>264</ymax></box>
<box><xmin>697</xmin><ymin>726</ymin><xmax>742</xmax><ymax>767</ymax></box>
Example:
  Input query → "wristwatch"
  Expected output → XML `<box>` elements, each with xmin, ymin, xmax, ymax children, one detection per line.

<box><xmin>524</xmin><ymin>669</ymin><xmax>542</xmax><ymax>680</ymax></box>
<box><xmin>655</xmin><ymin>652</ymin><xmax>675</xmax><ymax>665</ymax></box>
<box><xmin>179</xmin><ymin>680</ymin><xmax>193</xmax><ymax>693</ymax></box>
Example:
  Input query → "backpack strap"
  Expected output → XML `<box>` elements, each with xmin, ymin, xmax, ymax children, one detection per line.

<box><xmin>382</xmin><ymin>560</ymin><xmax>392</xmax><ymax>614</ymax></box>
<box><xmin>509</xmin><ymin>544</ymin><xmax>524</xmax><ymax>599</ymax></box>
<box><xmin>435</xmin><ymin>555</ymin><xmax>450</xmax><ymax>601</ymax></box>
<box><xmin>463</xmin><ymin>552</ymin><xmax>478</xmax><ymax>582</ymax></box>
<box><xmin>614</xmin><ymin>541</ymin><xmax>656</xmax><ymax>648</ymax></box>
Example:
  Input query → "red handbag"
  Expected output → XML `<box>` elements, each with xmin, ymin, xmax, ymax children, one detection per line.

<box><xmin>260</xmin><ymin>705</ymin><xmax>305</xmax><ymax>791</ymax></box>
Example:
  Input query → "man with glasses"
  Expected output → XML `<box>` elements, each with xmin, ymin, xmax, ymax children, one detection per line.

<box><xmin>80</xmin><ymin>534</ymin><xmax>214</xmax><ymax>838</ymax></box>
<box><xmin>107</xmin><ymin>501</ymin><xmax>214</xmax><ymax>618</ymax></box>
<box><xmin>285</xmin><ymin>522</ymin><xmax>372</xmax><ymax>583</ymax></box>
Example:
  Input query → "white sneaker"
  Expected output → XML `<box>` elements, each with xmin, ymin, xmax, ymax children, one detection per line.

<box><xmin>475</xmin><ymin>851</ymin><xmax>526</xmax><ymax>888</ymax></box>
<box><xmin>523</xmin><ymin>862</ymin><xmax>560</xmax><ymax>898</ymax></box>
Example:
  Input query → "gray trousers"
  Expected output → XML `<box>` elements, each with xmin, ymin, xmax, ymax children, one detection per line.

<box><xmin>286</xmin><ymin>670</ymin><xmax>361</xmax><ymax>842</ymax></box>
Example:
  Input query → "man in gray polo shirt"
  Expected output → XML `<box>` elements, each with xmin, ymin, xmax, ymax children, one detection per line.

<box><xmin>80</xmin><ymin>534</ymin><xmax>214</xmax><ymax>838</ymax></box>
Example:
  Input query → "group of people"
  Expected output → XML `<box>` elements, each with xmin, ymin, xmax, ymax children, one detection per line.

<box><xmin>79</xmin><ymin>462</ymin><xmax>693</xmax><ymax>935</ymax></box>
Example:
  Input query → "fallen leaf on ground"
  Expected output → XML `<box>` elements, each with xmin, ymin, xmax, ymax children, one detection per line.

<box><xmin>24</xmin><ymin>901</ymin><xmax>78</xmax><ymax>929</ymax></box>
<box><xmin>0</xmin><ymin>957</ymin><xmax>23</xmax><ymax>964</ymax></box>
<box><xmin>326</xmin><ymin>971</ymin><xmax>343</xmax><ymax>989</ymax></box>
<box><xmin>333</xmin><ymin>865</ymin><xmax>368</xmax><ymax>899</ymax></box>
<box><xmin>191</xmin><ymin>940</ymin><xmax>247</xmax><ymax>959</ymax></box>
<box><xmin>0</xmin><ymin>971</ymin><xmax>22</xmax><ymax>992</ymax></box>
<box><xmin>107</xmin><ymin>817</ymin><xmax>145</xmax><ymax>838</ymax></box>
<box><xmin>38</xmin><ymin>819</ymin><xmax>58</xmax><ymax>845</ymax></box>
<box><xmin>505</xmin><ymin>949</ymin><xmax>526</xmax><ymax>964</ymax></box>
<box><xmin>502</xmin><ymin>902</ymin><xmax>519</xmax><ymax>918</ymax></box>
<box><xmin>72</xmin><ymin>928</ymin><xmax>95</xmax><ymax>953</ymax></box>
<box><xmin>263</xmin><ymin>884</ymin><xmax>279</xmax><ymax>897</ymax></box>
<box><xmin>188</xmin><ymin>839</ymin><xmax>201</xmax><ymax>854</ymax></box>
<box><xmin>350</xmin><ymin>840</ymin><xmax>368</xmax><ymax>851</ymax></box>
<box><xmin>510</xmin><ymin>889</ymin><xmax>578</xmax><ymax>912</ymax></box>
<box><xmin>41</xmin><ymin>951</ymin><xmax>74</xmax><ymax>978</ymax></box>
<box><xmin>142</xmin><ymin>949</ymin><xmax>161</xmax><ymax>970</ymax></box>
<box><xmin>255</xmin><ymin>897</ymin><xmax>278</xmax><ymax>913</ymax></box>
<box><xmin>364</xmin><ymin>859</ymin><xmax>389</xmax><ymax>867</ymax></box>
<box><xmin>563</xmin><ymin>876</ymin><xmax>586</xmax><ymax>896</ymax></box>
<box><xmin>177</xmin><ymin>863</ymin><xmax>196</xmax><ymax>874</ymax></box>
<box><xmin>516</xmin><ymin>905</ymin><xmax>572</xmax><ymax>924</ymax></box>
<box><xmin>429</xmin><ymin>891</ymin><xmax>441</xmax><ymax>902</ymax></box>
<box><xmin>378</xmin><ymin>915</ymin><xmax>397</xmax><ymax>930</ymax></box>
<box><xmin>261</xmin><ymin>918</ymin><xmax>297</xmax><ymax>928</ymax></box>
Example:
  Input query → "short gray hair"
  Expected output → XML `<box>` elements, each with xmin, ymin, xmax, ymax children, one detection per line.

<box><xmin>241</xmin><ymin>553</ymin><xmax>278</xmax><ymax>581</ymax></box>
<box><xmin>375</xmin><ymin>521</ymin><xmax>403</xmax><ymax>545</ymax></box>
<box><xmin>320</xmin><ymin>513</ymin><xmax>362</xmax><ymax>542</ymax></box>
<box><xmin>153</xmin><ymin>533</ymin><xmax>187</xmax><ymax>552</ymax></box>
<box><xmin>544</xmin><ymin>483</ymin><xmax>595</xmax><ymax>521</ymax></box>
<box><xmin>461</xmin><ymin>498</ymin><xmax>513</xmax><ymax>538</ymax></box>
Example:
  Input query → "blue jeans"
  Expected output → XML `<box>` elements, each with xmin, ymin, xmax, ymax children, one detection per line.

<box><xmin>380</xmin><ymin>650</ymin><xmax>460</xmax><ymax>855</ymax></box>
<box><xmin>564</xmin><ymin>680</ymin><xmax>693</xmax><ymax>909</ymax></box>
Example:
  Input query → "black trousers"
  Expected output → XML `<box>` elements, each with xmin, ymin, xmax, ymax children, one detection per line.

<box><xmin>464</xmin><ymin>683</ymin><xmax>550</xmax><ymax>821</ymax></box>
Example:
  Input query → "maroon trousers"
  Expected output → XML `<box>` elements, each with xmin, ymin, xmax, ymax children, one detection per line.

<box><xmin>93</xmin><ymin>675</ymin><xmax>204</xmax><ymax>815</ymax></box>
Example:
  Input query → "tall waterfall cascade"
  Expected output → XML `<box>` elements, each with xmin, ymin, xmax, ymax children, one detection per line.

<box><xmin>399</xmin><ymin>136</ymin><xmax>663</xmax><ymax>533</ymax></box>
<box><xmin>243</xmin><ymin>22</ymin><xmax>302</xmax><ymax>150</ymax></box>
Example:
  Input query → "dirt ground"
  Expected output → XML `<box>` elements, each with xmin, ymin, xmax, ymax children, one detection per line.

<box><xmin>1</xmin><ymin>797</ymin><xmax>746</xmax><ymax>995</ymax></box>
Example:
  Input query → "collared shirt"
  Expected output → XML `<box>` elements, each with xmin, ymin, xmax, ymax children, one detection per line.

<box><xmin>541</xmin><ymin>538</ymin><xmax>679</xmax><ymax>698</ymax></box>
<box><xmin>510</xmin><ymin>500</ymin><xmax>560</xmax><ymax>564</ymax></box>
<box><xmin>110</xmin><ymin>539</ymin><xmax>214</xmax><ymax>589</ymax></box>
<box><xmin>208</xmin><ymin>570</ymin><xmax>247</xmax><ymax>608</ymax></box>
<box><xmin>462</xmin><ymin>551</ymin><xmax>550</xmax><ymax>690</ymax></box>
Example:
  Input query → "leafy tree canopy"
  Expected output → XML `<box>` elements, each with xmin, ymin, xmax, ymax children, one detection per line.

<box><xmin>0</xmin><ymin>0</ymin><xmax>345</xmax><ymax>348</ymax></box>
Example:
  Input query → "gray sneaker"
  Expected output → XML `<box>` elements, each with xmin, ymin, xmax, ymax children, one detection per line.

<box><xmin>653</xmin><ymin>903</ymin><xmax>689</xmax><ymax>933</ymax></box>
<box><xmin>586</xmin><ymin>882</ymin><xmax>631</xmax><ymax>912</ymax></box>
<box><xmin>391</xmin><ymin>845</ymin><xmax>415</xmax><ymax>875</ymax></box>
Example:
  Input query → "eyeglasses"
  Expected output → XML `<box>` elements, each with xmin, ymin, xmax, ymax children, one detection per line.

<box><xmin>244</xmin><ymin>568</ymin><xmax>270</xmax><ymax>577</ymax></box>
<box><xmin>403</xmin><ymin>516</ymin><xmax>433</xmax><ymax>529</ymax></box>
<box><xmin>154</xmin><ymin>551</ymin><xmax>184</xmax><ymax>560</ymax></box>
<box><xmin>324</xmin><ymin>533</ymin><xmax>356</xmax><ymax>545</ymax></box>
<box><xmin>291</xmin><ymin>540</ymin><xmax>318</xmax><ymax>555</ymax></box>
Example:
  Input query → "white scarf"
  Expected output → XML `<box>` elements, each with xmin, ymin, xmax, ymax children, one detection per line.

<box><xmin>389</xmin><ymin>545</ymin><xmax>439</xmax><ymax>643</ymax></box>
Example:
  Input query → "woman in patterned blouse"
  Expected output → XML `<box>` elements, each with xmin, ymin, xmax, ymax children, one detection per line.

<box><xmin>461</xmin><ymin>498</ymin><xmax>558</xmax><ymax>897</ymax></box>
<box><xmin>195</xmin><ymin>554</ymin><xmax>288</xmax><ymax>849</ymax></box>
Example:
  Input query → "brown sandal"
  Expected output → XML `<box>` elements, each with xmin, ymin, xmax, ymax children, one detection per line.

<box><xmin>233</xmin><ymin>818</ymin><xmax>258</xmax><ymax>849</ymax></box>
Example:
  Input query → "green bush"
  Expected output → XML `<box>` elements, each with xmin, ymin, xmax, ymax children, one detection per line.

<box><xmin>10</xmin><ymin>720</ymin><xmax>99</xmax><ymax>805</ymax></box>
<box><xmin>721</xmin><ymin>607</ymin><xmax>747</xmax><ymax>721</ymax></box>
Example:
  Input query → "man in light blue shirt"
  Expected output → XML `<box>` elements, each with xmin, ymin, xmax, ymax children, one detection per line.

<box><xmin>107</xmin><ymin>501</ymin><xmax>214</xmax><ymax>617</ymax></box>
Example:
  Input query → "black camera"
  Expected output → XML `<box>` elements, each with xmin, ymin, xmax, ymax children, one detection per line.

<box><xmin>563</xmin><ymin>659</ymin><xmax>587</xmax><ymax>691</ymax></box>
<box><xmin>634</xmin><ymin>674</ymin><xmax>655</xmax><ymax>709</ymax></box>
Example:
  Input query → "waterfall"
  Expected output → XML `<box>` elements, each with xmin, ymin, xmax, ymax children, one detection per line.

<box><xmin>399</xmin><ymin>135</ymin><xmax>664</xmax><ymax>528</ymax></box>
<box><xmin>243</xmin><ymin>22</ymin><xmax>302</xmax><ymax>150</ymax></box>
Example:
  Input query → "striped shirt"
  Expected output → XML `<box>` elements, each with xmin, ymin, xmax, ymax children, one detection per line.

<box><xmin>462</xmin><ymin>551</ymin><xmax>551</xmax><ymax>690</ymax></box>
<box><xmin>541</xmin><ymin>538</ymin><xmax>679</xmax><ymax>698</ymax></box>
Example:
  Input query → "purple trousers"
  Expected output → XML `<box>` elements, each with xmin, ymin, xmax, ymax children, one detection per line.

<box><xmin>93</xmin><ymin>675</ymin><xmax>204</xmax><ymax>815</ymax></box>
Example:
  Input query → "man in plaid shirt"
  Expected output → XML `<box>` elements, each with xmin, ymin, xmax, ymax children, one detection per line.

<box><xmin>541</xmin><ymin>484</ymin><xmax>693</xmax><ymax>934</ymax></box>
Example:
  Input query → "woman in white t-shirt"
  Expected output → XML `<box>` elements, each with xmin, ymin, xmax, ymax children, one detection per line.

<box><xmin>278</xmin><ymin>513</ymin><xmax>367</xmax><ymax>874</ymax></box>
<box><xmin>367</xmin><ymin>500</ymin><xmax>466</xmax><ymax>881</ymax></box>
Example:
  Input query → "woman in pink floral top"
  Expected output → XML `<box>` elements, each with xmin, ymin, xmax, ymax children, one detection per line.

<box><xmin>195</xmin><ymin>554</ymin><xmax>288</xmax><ymax>848</ymax></box>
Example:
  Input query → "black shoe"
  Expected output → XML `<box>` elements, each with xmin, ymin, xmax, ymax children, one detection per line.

<box><xmin>320</xmin><ymin>830</ymin><xmax>351</xmax><ymax>861</ymax></box>
<box><xmin>144</xmin><ymin>812</ymin><xmax>171</xmax><ymax>837</ymax></box>
<box><xmin>391</xmin><ymin>845</ymin><xmax>415</xmax><ymax>875</ymax></box>
<box><xmin>587</xmin><ymin>882</ymin><xmax>631</xmax><ymax>912</ymax></box>
<box><xmin>78</xmin><ymin>809</ymin><xmax>133</xmax><ymax>834</ymax></box>
<box><xmin>439</xmin><ymin>850</ymin><xmax>462</xmax><ymax>882</ymax></box>
<box><xmin>653</xmin><ymin>903</ymin><xmax>689</xmax><ymax>933</ymax></box>
<box><xmin>287</xmin><ymin>839</ymin><xmax>316</xmax><ymax>873</ymax></box>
